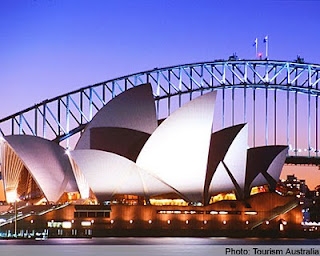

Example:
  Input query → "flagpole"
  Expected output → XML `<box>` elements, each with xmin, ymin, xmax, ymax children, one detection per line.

<box><xmin>254</xmin><ymin>38</ymin><xmax>258</xmax><ymax>59</ymax></box>
<box><xmin>264</xmin><ymin>36</ymin><xmax>268</xmax><ymax>60</ymax></box>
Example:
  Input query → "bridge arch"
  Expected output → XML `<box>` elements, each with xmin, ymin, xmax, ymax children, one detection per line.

<box><xmin>1</xmin><ymin>59</ymin><xmax>320</xmax><ymax>162</ymax></box>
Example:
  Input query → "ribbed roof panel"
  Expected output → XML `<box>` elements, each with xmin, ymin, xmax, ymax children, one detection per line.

<box><xmin>136</xmin><ymin>91</ymin><xmax>217</xmax><ymax>202</ymax></box>
<box><xmin>76</xmin><ymin>83</ymin><xmax>157</xmax><ymax>149</ymax></box>
<box><xmin>4</xmin><ymin>135</ymin><xmax>77</xmax><ymax>203</ymax></box>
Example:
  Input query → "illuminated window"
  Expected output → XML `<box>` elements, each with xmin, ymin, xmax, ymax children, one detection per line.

<box><xmin>48</xmin><ymin>221</ymin><xmax>69</xmax><ymax>228</ymax></box>
<box><xmin>81</xmin><ymin>221</ymin><xmax>91</xmax><ymax>227</ymax></box>
<box><xmin>245</xmin><ymin>211</ymin><xmax>257</xmax><ymax>215</ymax></box>
<box><xmin>62</xmin><ymin>221</ymin><xmax>72</xmax><ymax>229</ymax></box>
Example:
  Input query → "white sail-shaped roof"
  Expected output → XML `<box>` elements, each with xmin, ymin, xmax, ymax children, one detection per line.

<box><xmin>251</xmin><ymin>173</ymin><xmax>268</xmax><ymax>188</ymax></box>
<box><xmin>70</xmin><ymin>149</ymin><xmax>175</xmax><ymax>202</ymax></box>
<box><xmin>209</xmin><ymin>124</ymin><xmax>248</xmax><ymax>197</ymax></box>
<box><xmin>265</xmin><ymin>147</ymin><xmax>288</xmax><ymax>181</ymax></box>
<box><xmin>4</xmin><ymin>135</ymin><xmax>78</xmax><ymax>203</ymax></box>
<box><xmin>136</xmin><ymin>91</ymin><xmax>217</xmax><ymax>202</ymax></box>
<box><xmin>76</xmin><ymin>83</ymin><xmax>158</xmax><ymax>149</ymax></box>
<box><xmin>246</xmin><ymin>146</ymin><xmax>288</xmax><ymax>196</ymax></box>
<box><xmin>67</xmin><ymin>152</ymin><xmax>91</xmax><ymax>199</ymax></box>
<box><xmin>208</xmin><ymin>161</ymin><xmax>235</xmax><ymax>195</ymax></box>
<box><xmin>1</xmin><ymin>142</ymin><xmax>24</xmax><ymax>202</ymax></box>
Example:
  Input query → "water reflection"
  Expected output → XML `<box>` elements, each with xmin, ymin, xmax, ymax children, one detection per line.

<box><xmin>0</xmin><ymin>236</ymin><xmax>320</xmax><ymax>245</ymax></box>
<box><xmin>1</xmin><ymin>237</ymin><xmax>320</xmax><ymax>256</ymax></box>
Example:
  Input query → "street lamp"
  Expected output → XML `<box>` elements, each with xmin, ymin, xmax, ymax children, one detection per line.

<box><xmin>14</xmin><ymin>200</ymin><xmax>17</xmax><ymax>237</ymax></box>
<box><xmin>6</xmin><ymin>189</ymin><xmax>18</xmax><ymax>238</ymax></box>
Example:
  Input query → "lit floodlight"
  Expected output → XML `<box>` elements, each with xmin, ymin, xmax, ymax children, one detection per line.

<box><xmin>6</xmin><ymin>189</ymin><xmax>17</xmax><ymax>204</ymax></box>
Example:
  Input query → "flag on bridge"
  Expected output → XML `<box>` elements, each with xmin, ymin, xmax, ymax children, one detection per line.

<box><xmin>253</xmin><ymin>38</ymin><xmax>258</xmax><ymax>58</ymax></box>
<box><xmin>253</xmin><ymin>38</ymin><xmax>258</xmax><ymax>47</ymax></box>
<box><xmin>263</xmin><ymin>35</ymin><xmax>268</xmax><ymax>43</ymax></box>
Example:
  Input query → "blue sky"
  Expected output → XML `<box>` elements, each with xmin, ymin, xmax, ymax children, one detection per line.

<box><xmin>1</xmin><ymin>0</ymin><xmax>320</xmax><ymax>118</ymax></box>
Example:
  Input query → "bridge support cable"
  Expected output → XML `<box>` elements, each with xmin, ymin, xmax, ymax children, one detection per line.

<box><xmin>316</xmin><ymin>95</ymin><xmax>319</xmax><ymax>157</ymax></box>
<box><xmin>295</xmin><ymin>91</ymin><xmax>298</xmax><ymax>156</ymax></box>
<box><xmin>231</xmin><ymin>65</ymin><xmax>235</xmax><ymax>126</ymax></box>
<box><xmin>274</xmin><ymin>89</ymin><xmax>278</xmax><ymax>145</ymax></box>
<box><xmin>232</xmin><ymin>86</ymin><xmax>235</xmax><ymax>126</ymax></box>
<box><xmin>265</xmin><ymin>86</ymin><xmax>268</xmax><ymax>145</ymax></box>
<box><xmin>308</xmin><ymin>85</ymin><xmax>311</xmax><ymax>157</ymax></box>
<box><xmin>220</xmin><ymin>87</ymin><xmax>223</xmax><ymax>128</ymax></box>
<box><xmin>89</xmin><ymin>88</ymin><xmax>93</xmax><ymax>121</ymax></box>
<box><xmin>34</xmin><ymin>107</ymin><xmax>38</xmax><ymax>137</ymax></box>
<box><xmin>42</xmin><ymin>104</ymin><xmax>46</xmax><ymax>139</ymax></box>
<box><xmin>286</xmin><ymin>85</ymin><xmax>290</xmax><ymax>153</ymax></box>
<box><xmin>253</xmin><ymin>88</ymin><xmax>256</xmax><ymax>148</ymax></box>
<box><xmin>66</xmin><ymin>95</ymin><xmax>70</xmax><ymax>149</ymax></box>
<box><xmin>243</xmin><ymin>85</ymin><xmax>247</xmax><ymax>124</ymax></box>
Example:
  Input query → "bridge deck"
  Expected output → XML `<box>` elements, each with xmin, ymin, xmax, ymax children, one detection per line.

<box><xmin>285</xmin><ymin>156</ymin><xmax>320</xmax><ymax>166</ymax></box>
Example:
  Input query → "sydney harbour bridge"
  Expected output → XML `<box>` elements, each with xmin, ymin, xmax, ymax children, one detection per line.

<box><xmin>1</xmin><ymin>59</ymin><xmax>320</xmax><ymax>165</ymax></box>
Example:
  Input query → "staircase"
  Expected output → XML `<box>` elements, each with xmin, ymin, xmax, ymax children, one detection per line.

<box><xmin>249</xmin><ymin>199</ymin><xmax>300</xmax><ymax>230</ymax></box>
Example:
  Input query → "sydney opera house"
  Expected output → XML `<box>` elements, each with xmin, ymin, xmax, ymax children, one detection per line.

<box><xmin>0</xmin><ymin>84</ymin><xmax>303</xmax><ymax>238</ymax></box>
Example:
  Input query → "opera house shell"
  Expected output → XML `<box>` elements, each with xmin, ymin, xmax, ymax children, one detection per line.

<box><xmin>0</xmin><ymin>83</ymin><xmax>288</xmax><ymax>205</ymax></box>
<box><xmin>0</xmin><ymin>83</ymin><xmax>303</xmax><ymax>238</ymax></box>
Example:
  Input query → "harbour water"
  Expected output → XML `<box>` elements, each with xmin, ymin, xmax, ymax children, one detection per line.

<box><xmin>1</xmin><ymin>237</ymin><xmax>320</xmax><ymax>256</ymax></box>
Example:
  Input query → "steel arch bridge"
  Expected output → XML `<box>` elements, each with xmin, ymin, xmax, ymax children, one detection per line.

<box><xmin>1</xmin><ymin>59</ymin><xmax>320</xmax><ymax>164</ymax></box>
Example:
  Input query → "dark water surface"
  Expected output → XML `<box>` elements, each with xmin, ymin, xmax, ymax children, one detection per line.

<box><xmin>1</xmin><ymin>237</ymin><xmax>320</xmax><ymax>256</ymax></box>
<box><xmin>1</xmin><ymin>236</ymin><xmax>320</xmax><ymax>245</ymax></box>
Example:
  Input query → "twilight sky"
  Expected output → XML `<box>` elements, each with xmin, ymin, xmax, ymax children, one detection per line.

<box><xmin>1</xmin><ymin>0</ymin><xmax>320</xmax><ymax>188</ymax></box>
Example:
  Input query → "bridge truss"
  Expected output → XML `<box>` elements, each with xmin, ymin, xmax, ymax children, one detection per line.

<box><xmin>1</xmin><ymin>59</ymin><xmax>320</xmax><ymax>163</ymax></box>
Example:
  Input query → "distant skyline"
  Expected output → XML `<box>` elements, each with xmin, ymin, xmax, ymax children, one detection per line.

<box><xmin>281</xmin><ymin>165</ymin><xmax>319</xmax><ymax>191</ymax></box>
<box><xmin>1</xmin><ymin>0</ymin><xmax>320</xmax><ymax>188</ymax></box>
